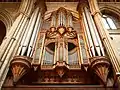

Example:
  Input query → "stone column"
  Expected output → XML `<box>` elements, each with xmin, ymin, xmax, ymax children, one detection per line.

<box><xmin>0</xmin><ymin>0</ymin><xmax>34</xmax><ymax>89</ymax></box>
<box><xmin>88</xmin><ymin>0</ymin><xmax>120</xmax><ymax>85</ymax></box>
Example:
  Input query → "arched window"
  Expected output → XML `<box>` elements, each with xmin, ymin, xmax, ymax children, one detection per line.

<box><xmin>102</xmin><ymin>15</ymin><xmax>117</xmax><ymax>30</ymax></box>
<box><xmin>0</xmin><ymin>20</ymin><xmax>6</xmax><ymax>45</ymax></box>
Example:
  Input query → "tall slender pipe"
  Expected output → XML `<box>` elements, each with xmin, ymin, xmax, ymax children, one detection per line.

<box><xmin>54</xmin><ymin>43</ymin><xmax>57</xmax><ymax>64</ymax></box>
<box><xmin>0</xmin><ymin>0</ymin><xmax>34</xmax><ymax>60</ymax></box>
<box><xmin>64</xmin><ymin>39</ymin><xmax>68</xmax><ymax>64</ymax></box>
<box><xmin>57</xmin><ymin>41</ymin><xmax>59</xmax><ymax>61</ymax></box>
<box><xmin>27</xmin><ymin>11</ymin><xmax>42</xmax><ymax>56</ymax></box>
<box><xmin>82</xmin><ymin>11</ymin><xmax>95</xmax><ymax>57</ymax></box>
<box><xmin>17</xmin><ymin>11</ymin><xmax>35</xmax><ymax>55</ymax></box>
<box><xmin>17</xmin><ymin>20</ymin><xmax>30</xmax><ymax>55</ymax></box>
<box><xmin>0</xmin><ymin>0</ymin><xmax>34</xmax><ymax>88</ymax></box>
<box><xmin>0</xmin><ymin>17</ymin><xmax>29</xmax><ymax>83</ymax></box>
<box><xmin>58</xmin><ymin>12</ymin><xmax>61</xmax><ymax>26</ymax></box>
<box><xmin>21</xmin><ymin>7</ymin><xmax>39</xmax><ymax>56</ymax></box>
<box><xmin>68</xmin><ymin>12</ymin><xmax>73</xmax><ymax>27</ymax></box>
<box><xmin>38</xmin><ymin>34</ymin><xmax>46</xmax><ymax>64</ymax></box>
<box><xmin>60</xmin><ymin>12</ymin><xmax>63</xmax><ymax>26</ymax></box>
<box><xmin>30</xmin><ymin>19</ymin><xmax>42</xmax><ymax>57</ymax></box>
<box><xmin>88</xmin><ymin>11</ymin><xmax>105</xmax><ymax>56</ymax></box>
<box><xmin>33</xmin><ymin>33</ymin><xmax>41</xmax><ymax>60</ymax></box>
<box><xmin>0</xmin><ymin>14</ymin><xmax>23</xmax><ymax>60</ymax></box>
<box><xmin>62</xmin><ymin>12</ymin><xmax>66</xmax><ymax>26</ymax></box>
<box><xmin>51</xmin><ymin>12</ymin><xmax>56</xmax><ymax>27</ymax></box>
<box><xmin>1</xmin><ymin>16</ymin><xmax>28</xmax><ymax>62</ymax></box>
<box><xmin>33</xmin><ymin>33</ymin><xmax>45</xmax><ymax>64</ymax></box>
<box><xmin>84</xmin><ymin>7</ymin><xmax>101</xmax><ymax>56</ymax></box>
<box><xmin>77</xmin><ymin>34</ymin><xmax>84</xmax><ymax>64</ymax></box>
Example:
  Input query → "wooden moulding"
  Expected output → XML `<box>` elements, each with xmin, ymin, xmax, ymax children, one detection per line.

<box><xmin>10</xmin><ymin>56</ymin><xmax>32</xmax><ymax>85</ymax></box>
<box><xmin>54</xmin><ymin>61</ymin><xmax>69</xmax><ymax>78</ymax></box>
<box><xmin>89</xmin><ymin>56</ymin><xmax>110</xmax><ymax>85</ymax></box>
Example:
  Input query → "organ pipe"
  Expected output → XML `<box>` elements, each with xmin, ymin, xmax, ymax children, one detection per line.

<box><xmin>33</xmin><ymin>33</ymin><xmax>41</xmax><ymax>60</ymax></box>
<box><xmin>67</xmin><ymin>12</ymin><xmax>73</xmax><ymax>28</ymax></box>
<box><xmin>51</xmin><ymin>11</ymin><xmax>56</xmax><ymax>27</ymax></box>
<box><xmin>77</xmin><ymin>34</ymin><xmax>84</xmax><ymax>64</ymax></box>
<box><xmin>17</xmin><ymin>20</ymin><xmax>29</xmax><ymax>55</ymax></box>
<box><xmin>33</xmin><ymin>33</ymin><xmax>46</xmax><ymax>64</ymax></box>
<box><xmin>27</xmin><ymin>11</ymin><xmax>42</xmax><ymax>56</ymax></box>
<box><xmin>54</xmin><ymin>43</ymin><xmax>57</xmax><ymax>64</ymax></box>
<box><xmin>60</xmin><ymin>12</ymin><xmax>63</xmax><ymax>26</ymax></box>
<box><xmin>88</xmin><ymin>10</ymin><xmax>105</xmax><ymax>56</ymax></box>
<box><xmin>62</xmin><ymin>12</ymin><xmax>66</xmax><ymax>26</ymax></box>
<box><xmin>82</xmin><ymin>11</ymin><xmax>95</xmax><ymax>57</ymax></box>
<box><xmin>21</xmin><ymin>7</ymin><xmax>39</xmax><ymax>56</ymax></box>
<box><xmin>84</xmin><ymin>7</ymin><xmax>101</xmax><ymax>56</ymax></box>
<box><xmin>30</xmin><ymin>20</ymin><xmax>41</xmax><ymax>57</ymax></box>
<box><xmin>19</xmin><ymin>10</ymin><xmax>36</xmax><ymax>55</ymax></box>
<box><xmin>63</xmin><ymin>39</ymin><xmax>65</xmax><ymax>62</ymax></box>
<box><xmin>56</xmin><ymin>41</ymin><xmax>59</xmax><ymax>61</ymax></box>
<box><xmin>58</xmin><ymin>11</ymin><xmax>61</xmax><ymax>26</ymax></box>
<box><xmin>64</xmin><ymin>40</ymin><xmax>68</xmax><ymax>64</ymax></box>
<box><xmin>58</xmin><ymin>10</ymin><xmax>66</xmax><ymax>26</ymax></box>
<box><xmin>59</xmin><ymin>43</ymin><xmax>63</xmax><ymax>61</ymax></box>
<box><xmin>38</xmin><ymin>34</ymin><xmax>46</xmax><ymax>64</ymax></box>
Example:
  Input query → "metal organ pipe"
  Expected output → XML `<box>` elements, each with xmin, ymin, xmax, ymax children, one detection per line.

<box><xmin>0</xmin><ymin>14</ymin><xmax>23</xmax><ymax>59</ymax></box>
<box><xmin>60</xmin><ymin>12</ymin><xmax>63</xmax><ymax>26</ymax></box>
<box><xmin>58</xmin><ymin>11</ymin><xmax>66</xmax><ymax>26</ymax></box>
<box><xmin>63</xmin><ymin>39</ymin><xmax>65</xmax><ymax>62</ymax></box>
<box><xmin>64</xmin><ymin>40</ymin><xmax>68</xmax><ymax>64</ymax></box>
<box><xmin>62</xmin><ymin>12</ymin><xmax>66</xmax><ymax>26</ymax></box>
<box><xmin>88</xmin><ymin>11</ymin><xmax>105</xmax><ymax>56</ymax></box>
<box><xmin>51</xmin><ymin>12</ymin><xmax>56</xmax><ymax>27</ymax></box>
<box><xmin>30</xmin><ymin>18</ymin><xmax>42</xmax><ymax>57</ymax></box>
<box><xmin>17</xmin><ymin>20</ymin><xmax>29</xmax><ymax>55</ymax></box>
<box><xmin>54</xmin><ymin>43</ymin><xmax>57</xmax><ymax>64</ymax></box>
<box><xmin>84</xmin><ymin>7</ymin><xmax>101</xmax><ymax>56</ymax></box>
<box><xmin>38</xmin><ymin>34</ymin><xmax>46</xmax><ymax>64</ymax></box>
<box><xmin>17</xmin><ymin>10</ymin><xmax>35</xmax><ymax>55</ymax></box>
<box><xmin>27</xmin><ymin>11</ymin><xmax>42</xmax><ymax>56</ymax></box>
<box><xmin>82</xmin><ymin>11</ymin><xmax>95</xmax><ymax>57</ymax></box>
<box><xmin>21</xmin><ymin>7</ymin><xmax>39</xmax><ymax>56</ymax></box>
<box><xmin>57</xmin><ymin>42</ymin><xmax>59</xmax><ymax>61</ymax></box>
<box><xmin>58</xmin><ymin>11</ymin><xmax>61</xmax><ymax>26</ymax></box>
<box><xmin>68</xmin><ymin>12</ymin><xmax>73</xmax><ymax>27</ymax></box>
<box><xmin>0</xmin><ymin>16</ymin><xmax>29</xmax><ymax>82</ymax></box>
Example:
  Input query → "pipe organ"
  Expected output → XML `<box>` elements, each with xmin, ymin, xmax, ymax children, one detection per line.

<box><xmin>3</xmin><ymin>1</ymin><xmax>116</xmax><ymax>89</ymax></box>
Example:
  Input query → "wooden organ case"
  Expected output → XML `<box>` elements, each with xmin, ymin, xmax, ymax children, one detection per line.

<box><xmin>3</xmin><ymin>7</ymin><xmax>114</xmax><ymax>90</ymax></box>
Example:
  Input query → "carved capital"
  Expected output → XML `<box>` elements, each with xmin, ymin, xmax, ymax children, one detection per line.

<box><xmin>89</xmin><ymin>56</ymin><xmax>110</xmax><ymax>85</ymax></box>
<box><xmin>10</xmin><ymin>56</ymin><xmax>32</xmax><ymax>84</ymax></box>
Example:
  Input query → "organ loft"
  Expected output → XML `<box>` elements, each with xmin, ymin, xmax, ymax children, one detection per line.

<box><xmin>0</xmin><ymin>0</ymin><xmax>120</xmax><ymax>90</ymax></box>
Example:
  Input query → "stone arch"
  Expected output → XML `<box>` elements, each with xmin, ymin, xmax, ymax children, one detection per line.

<box><xmin>0</xmin><ymin>9</ymin><xmax>13</xmax><ymax>33</ymax></box>
<box><xmin>100</xmin><ymin>6</ymin><xmax>120</xmax><ymax>28</ymax></box>
<box><xmin>0</xmin><ymin>20</ymin><xmax>6</xmax><ymax>45</ymax></box>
